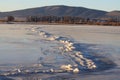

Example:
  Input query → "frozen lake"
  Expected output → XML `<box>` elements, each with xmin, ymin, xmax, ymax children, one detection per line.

<box><xmin>0</xmin><ymin>24</ymin><xmax>120</xmax><ymax>80</ymax></box>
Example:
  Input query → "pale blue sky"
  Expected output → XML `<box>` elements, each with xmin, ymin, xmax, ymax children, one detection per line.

<box><xmin>0</xmin><ymin>0</ymin><xmax>119</xmax><ymax>12</ymax></box>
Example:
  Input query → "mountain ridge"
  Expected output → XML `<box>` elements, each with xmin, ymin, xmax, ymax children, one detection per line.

<box><xmin>0</xmin><ymin>5</ymin><xmax>119</xmax><ymax>18</ymax></box>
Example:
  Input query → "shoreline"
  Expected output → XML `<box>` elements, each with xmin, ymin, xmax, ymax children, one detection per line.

<box><xmin>0</xmin><ymin>22</ymin><xmax>120</xmax><ymax>26</ymax></box>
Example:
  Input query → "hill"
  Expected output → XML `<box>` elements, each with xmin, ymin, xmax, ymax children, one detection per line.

<box><xmin>0</xmin><ymin>5</ymin><xmax>107</xmax><ymax>18</ymax></box>
<box><xmin>106</xmin><ymin>11</ymin><xmax>120</xmax><ymax>17</ymax></box>
<box><xmin>0</xmin><ymin>5</ymin><xmax>119</xmax><ymax>19</ymax></box>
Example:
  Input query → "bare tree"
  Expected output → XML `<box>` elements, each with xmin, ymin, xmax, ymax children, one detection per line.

<box><xmin>7</xmin><ymin>16</ymin><xmax>14</xmax><ymax>22</ymax></box>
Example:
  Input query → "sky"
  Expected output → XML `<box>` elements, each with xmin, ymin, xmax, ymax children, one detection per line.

<box><xmin>0</xmin><ymin>0</ymin><xmax>119</xmax><ymax>12</ymax></box>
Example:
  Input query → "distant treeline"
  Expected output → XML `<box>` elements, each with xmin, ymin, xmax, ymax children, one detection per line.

<box><xmin>26</xmin><ymin>16</ymin><xmax>120</xmax><ymax>26</ymax></box>
<box><xmin>0</xmin><ymin>16</ymin><xmax>120</xmax><ymax>26</ymax></box>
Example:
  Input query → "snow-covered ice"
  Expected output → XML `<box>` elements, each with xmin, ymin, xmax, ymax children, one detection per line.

<box><xmin>0</xmin><ymin>24</ymin><xmax>120</xmax><ymax>80</ymax></box>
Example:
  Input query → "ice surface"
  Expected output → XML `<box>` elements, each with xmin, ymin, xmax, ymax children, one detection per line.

<box><xmin>0</xmin><ymin>24</ymin><xmax>120</xmax><ymax>80</ymax></box>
